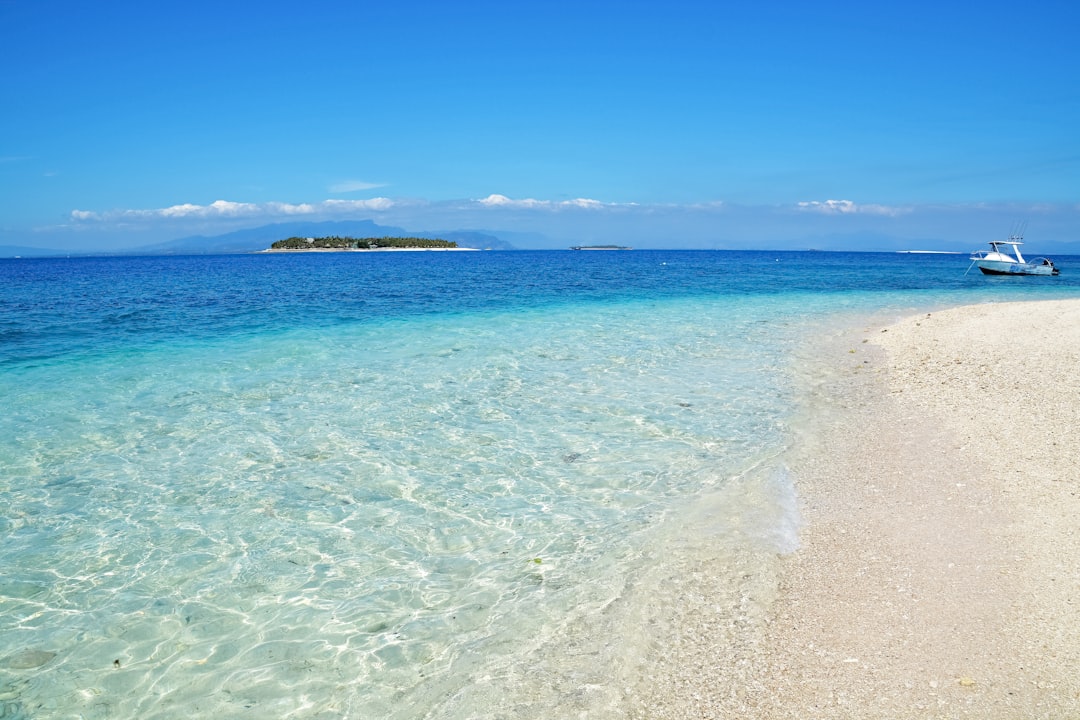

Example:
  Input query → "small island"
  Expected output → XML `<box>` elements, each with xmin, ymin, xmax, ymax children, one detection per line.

<box><xmin>266</xmin><ymin>236</ymin><xmax>467</xmax><ymax>252</ymax></box>
<box><xmin>569</xmin><ymin>245</ymin><xmax>632</xmax><ymax>251</ymax></box>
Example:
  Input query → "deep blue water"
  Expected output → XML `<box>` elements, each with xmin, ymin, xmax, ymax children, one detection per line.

<box><xmin>2</xmin><ymin>250</ymin><xmax>1079</xmax><ymax>718</ymax></box>
<box><xmin>6</xmin><ymin>250</ymin><xmax>1080</xmax><ymax>368</ymax></box>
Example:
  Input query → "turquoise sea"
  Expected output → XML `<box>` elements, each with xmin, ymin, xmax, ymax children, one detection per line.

<box><xmin>3</xmin><ymin>250</ymin><xmax>1080</xmax><ymax>718</ymax></box>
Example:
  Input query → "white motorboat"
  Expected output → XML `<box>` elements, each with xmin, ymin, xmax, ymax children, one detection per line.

<box><xmin>968</xmin><ymin>235</ymin><xmax>1059</xmax><ymax>276</ymax></box>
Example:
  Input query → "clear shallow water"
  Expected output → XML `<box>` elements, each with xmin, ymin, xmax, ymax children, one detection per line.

<box><xmin>3</xmin><ymin>250</ymin><xmax>1080</xmax><ymax>718</ymax></box>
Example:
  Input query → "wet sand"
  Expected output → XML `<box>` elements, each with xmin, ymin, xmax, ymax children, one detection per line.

<box><xmin>639</xmin><ymin>299</ymin><xmax>1080</xmax><ymax>718</ymax></box>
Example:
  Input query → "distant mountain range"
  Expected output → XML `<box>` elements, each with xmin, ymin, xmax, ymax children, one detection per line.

<box><xmin>0</xmin><ymin>221</ymin><xmax>520</xmax><ymax>258</ymax></box>
<box><xmin>4</xmin><ymin>223</ymin><xmax>1076</xmax><ymax>258</ymax></box>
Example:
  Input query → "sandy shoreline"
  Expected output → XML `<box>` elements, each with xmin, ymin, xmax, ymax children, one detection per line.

<box><xmin>641</xmin><ymin>299</ymin><xmax>1080</xmax><ymax>718</ymax></box>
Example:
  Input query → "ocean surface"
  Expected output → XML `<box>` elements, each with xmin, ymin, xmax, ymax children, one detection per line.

<box><xmin>3</xmin><ymin>249</ymin><xmax>1080</xmax><ymax>719</ymax></box>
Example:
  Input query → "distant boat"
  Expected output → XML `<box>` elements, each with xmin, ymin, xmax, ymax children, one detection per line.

<box><xmin>967</xmin><ymin>234</ymin><xmax>1059</xmax><ymax>276</ymax></box>
<box><xmin>569</xmin><ymin>245</ymin><xmax>632</xmax><ymax>251</ymax></box>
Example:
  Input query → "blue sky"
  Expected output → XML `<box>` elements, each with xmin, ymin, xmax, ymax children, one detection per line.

<box><xmin>2</xmin><ymin>0</ymin><xmax>1078</xmax><ymax>251</ymax></box>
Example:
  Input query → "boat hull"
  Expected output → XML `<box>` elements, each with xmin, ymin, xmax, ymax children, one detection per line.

<box><xmin>976</xmin><ymin>260</ymin><xmax>1058</xmax><ymax>276</ymax></box>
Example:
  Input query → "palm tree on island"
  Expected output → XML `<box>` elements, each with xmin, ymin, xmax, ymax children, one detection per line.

<box><xmin>268</xmin><ymin>236</ymin><xmax>460</xmax><ymax>251</ymax></box>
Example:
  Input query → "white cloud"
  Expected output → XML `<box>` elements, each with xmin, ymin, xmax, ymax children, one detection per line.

<box><xmin>798</xmin><ymin>199</ymin><xmax>856</xmax><ymax>214</ymax></box>
<box><xmin>796</xmin><ymin>199</ymin><xmax>906</xmax><ymax>216</ymax></box>
<box><xmin>71</xmin><ymin>199</ymin><xmax>264</xmax><ymax>220</ymax></box>
<box><xmin>329</xmin><ymin>180</ymin><xmax>386</xmax><ymax>193</ymax></box>
<box><xmin>69</xmin><ymin>194</ymin><xmax>919</xmax><ymax>233</ymax></box>
<box><xmin>475</xmin><ymin>194</ymin><xmax>627</xmax><ymax>210</ymax></box>
<box><xmin>264</xmin><ymin>202</ymin><xmax>317</xmax><ymax>215</ymax></box>
<box><xmin>70</xmin><ymin>198</ymin><xmax>397</xmax><ymax>223</ymax></box>
<box><xmin>69</xmin><ymin>194</ymin><xmax>642</xmax><ymax>225</ymax></box>
<box><xmin>160</xmin><ymin>200</ymin><xmax>259</xmax><ymax>218</ymax></box>
<box><xmin>477</xmin><ymin>193</ymin><xmax>518</xmax><ymax>207</ymax></box>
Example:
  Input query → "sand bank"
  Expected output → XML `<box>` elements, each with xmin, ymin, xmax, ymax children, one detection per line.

<box><xmin>640</xmin><ymin>299</ymin><xmax>1080</xmax><ymax>718</ymax></box>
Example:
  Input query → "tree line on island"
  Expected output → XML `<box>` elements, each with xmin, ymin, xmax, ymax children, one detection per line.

<box><xmin>270</xmin><ymin>236</ymin><xmax>458</xmax><ymax>250</ymax></box>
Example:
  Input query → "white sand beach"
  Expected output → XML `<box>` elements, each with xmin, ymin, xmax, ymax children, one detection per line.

<box><xmin>641</xmin><ymin>299</ymin><xmax>1080</xmax><ymax>718</ymax></box>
